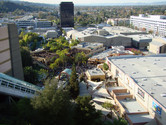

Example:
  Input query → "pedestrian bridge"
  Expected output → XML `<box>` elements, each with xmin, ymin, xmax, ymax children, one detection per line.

<box><xmin>0</xmin><ymin>73</ymin><xmax>42</xmax><ymax>98</ymax></box>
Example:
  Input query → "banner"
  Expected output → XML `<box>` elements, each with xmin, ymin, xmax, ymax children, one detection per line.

<box><xmin>152</xmin><ymin>101</ymin><xmax>162</xmax><ymax>116</ymax></box>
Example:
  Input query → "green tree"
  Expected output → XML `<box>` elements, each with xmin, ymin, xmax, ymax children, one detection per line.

<box><xmin>70</xmin><ymin>39</ymin><xmax>80</xmax><ymax>47</ymax></box>
<box><xmin>112</xmin><ymin>117</ymin><xmax>128</xmax><ymax>125</ymax></box>
<box><xmin>24</xmin><ymin>66</ymin><xmax>38</xmax><ymax>84</ymax></box>
<box><xmin>103</xmin><ymin>63</ymin><xmax>109</xmax><ymax>70</ymax></box>
<box><xmin>102</xmin><ymin>101</ymin><xmax>114</xmax><ymax>119</ymax></box>
<box><xmin>75</xmin><ymin>52</ymin><xmax>87</xmax><ymax>66</ymax></box>
<box><xmin>31</xmin><ymin>82</ymin><xmax>74</xmax><ymax>125</ymax></box>
<box><xmin>69</xmin><ymin>64</ymin><xmax>79</xmax><ymax>98</ymax></box>
<box><xmin>20</xmin><ymin>47</ymin><xmax>33</xmax><ymax>67</ymax></box>
<box><xmin>11</xmin><ymin>98</ymin><xmax>36</xmax><ymax>125</ymax></box>
<box><xmin>74</xmin><ymin>96</ymin><xmax>102</xmax><ymax>125</ymax></box>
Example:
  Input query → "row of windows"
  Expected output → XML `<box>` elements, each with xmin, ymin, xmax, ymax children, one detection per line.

<box><xmin>0</xmin><ymin>79</ymin><xmax>36</xmax><ymax>94</ymax></box>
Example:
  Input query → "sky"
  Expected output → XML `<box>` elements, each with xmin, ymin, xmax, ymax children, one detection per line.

<box><xmin>20</xmin><ymin>0</ymin><xmax>165</xmax><ymax>4</ymax></box>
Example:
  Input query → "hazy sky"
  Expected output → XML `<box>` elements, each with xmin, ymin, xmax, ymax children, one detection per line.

<box><xmin>20</xmin><ymin>0</ymin><xmax>164</xmax><ymax>4</ymax></box>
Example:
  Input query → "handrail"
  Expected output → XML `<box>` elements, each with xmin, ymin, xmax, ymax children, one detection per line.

<box><xmin>0</xmin><ymin>78</ymin><xmax>37</xmax><ymax>95</ymax></box>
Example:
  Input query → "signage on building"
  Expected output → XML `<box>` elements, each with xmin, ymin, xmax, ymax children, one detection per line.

<box><xmin>138</xmin><ymin>88</ymin><xmax>145</xmax><ymax>99</ymax></box>
<box><xmin>152</xmin><ymin>101</ymin><xmax>162</xmax><ymax>116</ymax></box>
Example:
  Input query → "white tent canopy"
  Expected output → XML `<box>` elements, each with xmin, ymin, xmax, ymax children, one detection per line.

<box><xmin>87</xmin><ymin>80</ymin><xmax>103</xmax><ymax>91</ymax></box>
<box><xmin>93</xmin><ymin>84</ymin><xmax>112</xmax><ymax>99</ymax></box>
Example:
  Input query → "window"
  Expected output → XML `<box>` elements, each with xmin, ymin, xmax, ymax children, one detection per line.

<box><xmin>31</xmin><ymin>90</ymin><xmax>35</xmax><ymax>94</ymax></box>
<box><xmin>8</xmin><ymin>83</ymin><xmax>14</xmax><ymax>88</ymax></box>
<box><xmin>26</xmin><ymin>89</ymin><xmax>30</xmax><ymax>93</ymax></box>
<box><xmin>21</xmin><ymin>87</ymin><xmax>25</xmax><ymax>92</ymax></box>
<box><xmin>138</xmin><ymin>88</ymin><xmax>145</xmax><ymax>99</ymax></box>
<box><xmin>1</xmin><ymin>80</ymin><xmax>8</xmax><ymax>87</ymax></box>
<box><xmin>15</xmin><ymin>85</ymin><xmax>20</xmax><ymax>90</ymax></box>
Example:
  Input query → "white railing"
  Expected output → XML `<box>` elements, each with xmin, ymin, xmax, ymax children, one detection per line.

<box><xmin>0</xmin><ymin>78</ymin><xmax>39</xmax><ymax>98</ymax></box>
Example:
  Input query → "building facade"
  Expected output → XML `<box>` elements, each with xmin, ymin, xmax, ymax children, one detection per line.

<box><xmin>16</xmin><ymin>20</ymin><xmax>35</xmax><ymax>29</ymax></box>
<box><xmin>71</xmin><ymin>42</ymin><xmax>105</xmax><ymax>57</ymax></box>
<box><xmin>0</xmin><ymin>24</ymin><xmax>24</xmax><ymax>80</ymax></box>
<box><xmin>130</xmin><ymin>14</ymin><xmax>166</xmax><ymax>37</ymax></box>
<box><xmin>35</xmin><ymin>20</ymin><xmax>52</xmax><ymax>28</ymax></box>
<box><xmin>106</xmin><ymin>55</ymin><xmax>166</xmax><ymax>125</ymax></box>
<box><xmin>60</xmin><ymin>2</ymin><xmax>74</xmax><ymax>27</ymax></box>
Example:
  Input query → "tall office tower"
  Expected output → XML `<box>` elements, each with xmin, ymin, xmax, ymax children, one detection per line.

<box><xmin>60</xmin><ymin>2</ymin><xmax>74</xmax><ymax>27</ymax></box>
<box><xmin>0</xmin><ymin>24</ymin><xmax>24</xmax><ymax>80</ymax></box>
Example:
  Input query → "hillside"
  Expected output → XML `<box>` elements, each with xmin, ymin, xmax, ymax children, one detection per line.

<box><xmin>0</xmin><ymin>1</ymin><xmax>47</xmax><ymax>13</ymax></box>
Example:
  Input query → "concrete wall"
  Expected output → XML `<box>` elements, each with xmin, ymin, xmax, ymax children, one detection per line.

<box><xmin>105</xmin><ymin>36</ymin><xmax>132</xmax><ymax>47</ymax></box>
<box><xmin>0</xmin><ymin>27</ymin><xmax>12</xmax><ymax>74</ymax></box>
<box><xmin>149</xmin><ymin>43</ymin><xmax>160</xmax><ymax>54</ymax></box>
<box><xmin>81</xmin><ymin>35</ymin><xmax>107</xmax><ymax>43</ymax></box>
<box><xmin>8</xmin><ymin>24</ymin><xmax>24</xmax><ymax>80</ymax></box>
<box><xmin>132</xmin><ymin>39</ymin><xmax>152</xmax><ymax>49</ymax></box>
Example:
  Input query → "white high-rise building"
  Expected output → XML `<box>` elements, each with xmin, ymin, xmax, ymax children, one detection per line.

<box><xmin>130</xmin><ymin>14</ymin><xmax>166</xmax><ymax>37</ymax></box>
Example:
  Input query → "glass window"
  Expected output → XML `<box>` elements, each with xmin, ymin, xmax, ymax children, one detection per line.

<box><xmin>138</xmin><ymin>88</ymin><xmax>145</xmax><ymax>99</ymax></box>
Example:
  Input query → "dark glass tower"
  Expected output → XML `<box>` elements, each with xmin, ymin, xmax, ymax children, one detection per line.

<box><xmin>60</xmin><ymin>2</ymin><xmax>74</xmax><ymax>27</ymax></box>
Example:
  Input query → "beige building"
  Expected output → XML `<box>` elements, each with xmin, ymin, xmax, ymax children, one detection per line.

<box><xmin>86</xmin><ymin>68</ymin><xmax>105</xmax><ymax>81</ymax></box>
<box><xmin>71</xmin><ymin>42</ymin><xmax>105</xmax><ymax>57</ymax></box>
<box><xmin>149</xmin><ymin>38</ymin><xmax>166</xmax><ymax>54</ymax></box>
<box><xmin>106</xmin><ymin>54</ymin><xmax>166</xmax><ymax>125</ymax></box>
<box><xmin>0</xmin><ymin>24</ymin><xmax>24</xmax><ymax>80</ymax></box>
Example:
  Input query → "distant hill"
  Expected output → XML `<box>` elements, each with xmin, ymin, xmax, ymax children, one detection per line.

<box><xmin>76</xmin><ymin>1</ymin><xmax>166</xmax><ymax>6</ymax></box>
<box><xmin>0</xmin><ymin>1</ymin><xmax>47</xmax><ymax>13</ymax></box>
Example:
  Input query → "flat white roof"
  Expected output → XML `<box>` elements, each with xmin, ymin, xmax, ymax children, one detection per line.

<box><xmin>87</xmin><ymin>68</ymin><xmax>105</xmax><ymax>76</ymax></box>
<box><xmin>127</xmin><ymin>34</ymin><xmax>153</xmax><ymax>42</ymax></box>
<box><xmin>127</xmin><ymin>114</ymin><xmax>153</xmax><ymax>124</ymax></box>
<box><xmin>119</xmin><ymin>99</ymin><xmax>146</xmax><ymax>113</ymax></box>
<box><xmin>108</xmin><ymin>54</ymin><xmax>166</xmax><ymax>108</ymax></box>
<box><xmin>103</xmin><ymin>26</ymin><xmax>144</xmax><ymax>34</ymax></box>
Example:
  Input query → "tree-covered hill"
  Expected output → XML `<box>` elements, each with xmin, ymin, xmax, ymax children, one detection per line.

<box><xmin>0</xmin><ymin>1</ymin><xmax>47</xmax><ymax>13</ymax></box>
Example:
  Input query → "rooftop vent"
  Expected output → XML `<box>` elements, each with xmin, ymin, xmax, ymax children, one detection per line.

<box><xmin>163</xmin><ymin>79</ymin><xmax>166</xmax><ymax>82</ymax></box>
<box><xmin>147</xmin><ymin>69</ymin><xmax>151</xmax><ymax>72</ymax></box>
<box><xmin>153</xmin><ymin>63</ymin><xmax>157</xmax><ymax>65</ymax></box>
<box><xmin>163</xmin><ymin>69</ymin><xmax>166</xmax><ymax>71</ymax></box>
<box><xmin>142</xmin><ymin>78</ymin><xmax>147</xmax><ymax>81</ymax></box>
<box><xmin>161</xmin><ymin>93</ymin><xmax>166</xmax><ymax>97</ymax></box>
<box><xmin>132</xmin><ymin>64</ymin><xmax>135</xmax><ymax>66</ymax></box>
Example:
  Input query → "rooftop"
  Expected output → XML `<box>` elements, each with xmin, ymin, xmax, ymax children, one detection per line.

<box><xmin>108</xmin><ymin>54</ymin><xmax>166</xmax><ymax>108</ymax></box>
<box><xmin>127</xmin><ymin>114</ymin><xmax>153</xmax><ymax>124</ymax></box>
<box><xmin>127</xmin><ymin>34</ymin><xmax>153</xmax><ymax>42</ymax></box>
<box><xmin>62</xmin><ymin>68</ymin><xmax>72</xmax><ymax>76</ymax></box>
<box><xmin>87</xmin><ymin>68</ymin><xmax>105</xmax><ymax>76</ymax></box>
<box><xmin>103</xmin><ymin>26</ymin><xmax>145</xmax><ymax>35</ymax></box>
<box><xmin>90</xmin><ymin>46</ymin><xmax>133</xmax><ymax>60</ymax></box>
<box><xmin>72</xmin><ymin>42</ymin><xmax>103</xmax><ymax>50</ymax></box>
<box><xmin>119</xmin><ymin>99</ymin><xmax>146</xmax><ymax>113</ymax></box>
